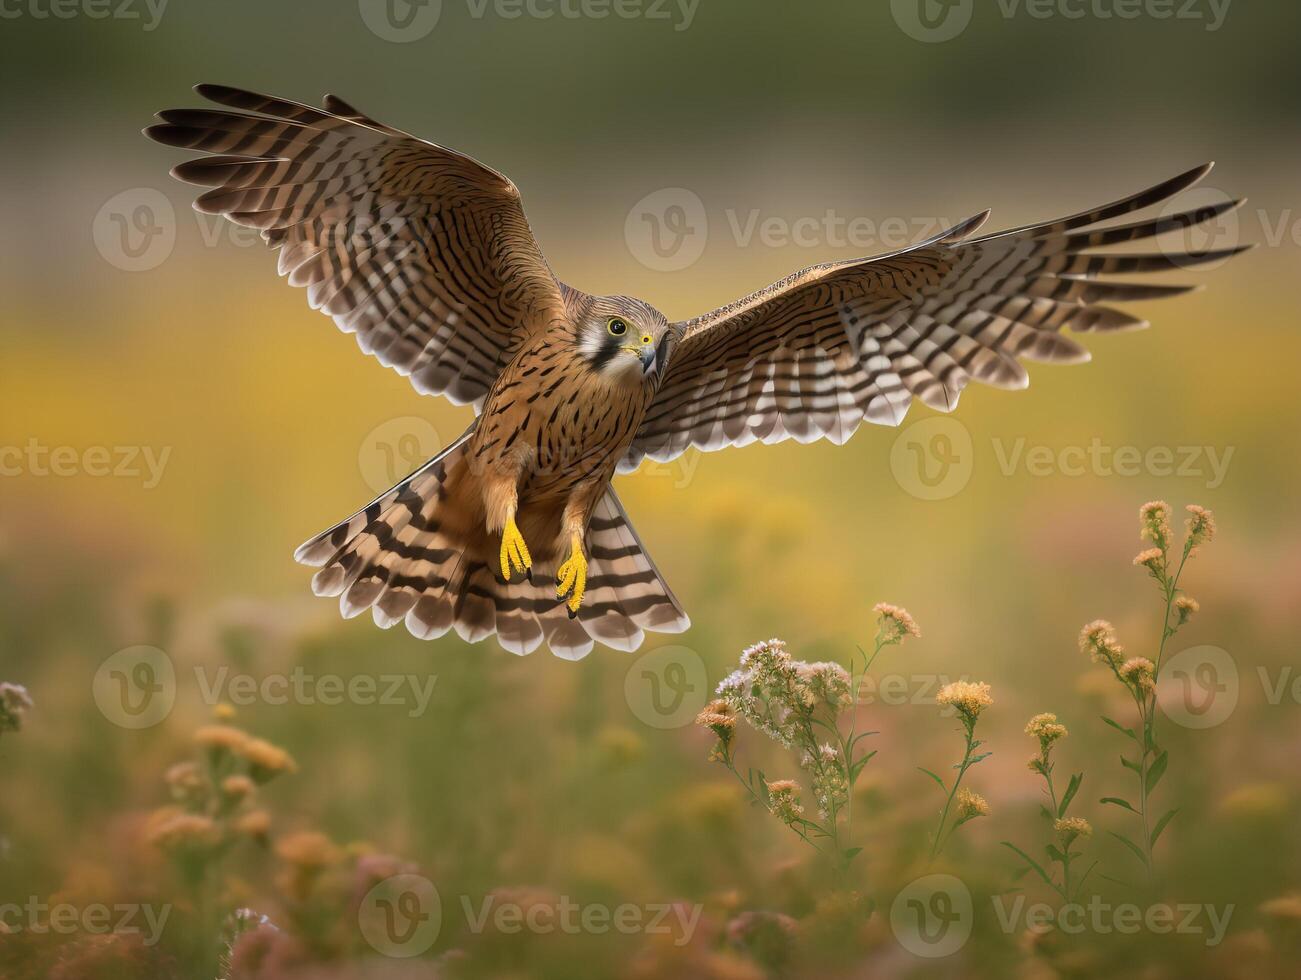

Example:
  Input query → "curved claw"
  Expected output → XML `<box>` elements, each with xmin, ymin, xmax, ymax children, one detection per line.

<box><xmin>555</xmin><ymin>533</ymin><xmax>587</xmax><ymax>614</ymax></box>
<box><xmin>499</xmin><ymin>518</ymin><xmax>532</xmax><ymax>582</ymax></box>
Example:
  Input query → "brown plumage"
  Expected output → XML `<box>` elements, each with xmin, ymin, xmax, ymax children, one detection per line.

<box><xmin>146</xmin><ymin>84</ymin><xmax>1247</xmax><ymax>658</ymax></box>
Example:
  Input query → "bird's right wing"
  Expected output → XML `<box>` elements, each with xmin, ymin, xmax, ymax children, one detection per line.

<box><xmin>146</xmin><ymin>84</ymin><xmax>564</xmax><ymax>408</ymax></box>
<box><xmin>622</xmin><ymin>164</ymin><xmax>1245</xmax><ymax>470</ymax></box>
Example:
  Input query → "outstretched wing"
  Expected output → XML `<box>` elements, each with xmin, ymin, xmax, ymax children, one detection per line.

<box><xmin>146</xmin><ymin>84</ymin><xmax>563</xmax><ymax>407</ymax></box>
<box><xmin>622</xmin><ymin>164</ymin><xmax>1245</xmax><ymax>470</ymax></box>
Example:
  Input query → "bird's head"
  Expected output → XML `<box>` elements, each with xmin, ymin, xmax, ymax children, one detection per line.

<box><xmin>573</xmin><ymin>295</ymin><xmax>674</xmax><ymax>386</ymax></box>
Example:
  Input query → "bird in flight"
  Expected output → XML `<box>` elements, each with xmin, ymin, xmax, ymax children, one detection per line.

<box><xmin>146</xmin><ymin>84</ymin><xmax>1245</xmax><ymax>659</ymax></box>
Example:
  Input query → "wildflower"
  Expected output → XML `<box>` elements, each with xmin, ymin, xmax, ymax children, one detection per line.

<box><xmin>696</xmin><ymin>699</ymin><xmax>737</xmax><ymax>760</ymax></box>
<box><xmin>239</xmin><ymin>737</ymin><xmax>297</xmax><ymax>783</ymax></box>
<box><xmin>955</xmin><ymin>787</ymin><xmax>989</xmax><ymax>820</ymax></box>
<box><xmin>1133</xmin><ymin>547</ymin><xmax>1165</xmax><ymax>573</ymax></box>
<box><xmin>235</xmin><ymin>809</ymin><xmax>271</xmax><ymax>841</ymax></box>
<box><xmin>765</xmin><ymin>779</ymin><xmax>804</xmax><ymax>825</ymax></box>
<box><xmin>164</xmin><ymin>762</ymin><xmax>207</xmax><ymax>804</ymax></box>
<box><xmin>275</xmin><ymin>831</ymin><xmax>342</xmax><ymax>870</ymax></box>
<box><xmin>0</xmin><ymin>683</ymin><xmax>33</xmax><ymax>735</ymax></box>
<box><xmin>936</xmin><ymin>680</ymin><xmax>993</xmax><ymax>723</ymax></box>
<box><xmin>212</xmin><ymin>702</ymin><xmax>237</xmax><ymax>721</ymax></box>
<box><xmin>221</xmin><ymin>774</ymin><xmax>256</xmax><ymax>802</ymax></box>
<box><xmin>1139</xmin><ymin>501</ymin><xmax>1173</xmax><ymax>551</ymax></box>
<box><xmin>803</xmin><ymin>744</ymin><xmax>848</xmax><ymax>820</ymax></box>
<box><xmin>1025</xmin><ymin>712</ymin><xmax>1068</xmax><ymax>747</ymax></box>
<box><xmin>796</xmin><ymin>661</ymin><xmax>853</xmax><ymax>708</ymax></box>
<box><xmin>1175</xmin><ymin>595</ymin><xmax>1200</xmax><ymax>625</ymax></box>
<box><xmin>873</xmin><ymin>602</ymin><xmax>921</xmax><ymax>644</ymax></box>
<box><xmin>1054</xmin><ymin>816</ymin><xmax>1093</xmax><ymax>840</ymax></box>
<box><xmin>1259</xmin><ymin>894</ymin><xmax>1301</xmax><ymax>922</ymax></box>
<box><xmin>148</xmin><ymin>810</ymin><xmax>223</xmax><ymax>851</ymax></box>
<box><xmin>1120</xmin><ymin>657</ymin><xmax>1157</xmax><ymax>693</ymax></box>
<box><xmin>1185</xmin><ymin>505</ymin><xmax>1216</xmax><ymax>552</ymax></box>
<box><xmin>740</xmin><ymin>638</ymin><xmax>793</xmax><ymax>676</ymax></box>
<box><xmin>1079</xmin><ymin>620</ymin><xmax>1124</xmax><ymax>668</ymax></box>
<box><xmin>715</xmin><ymin>647</ymin><xmax>803</xmax><ymax>748</ymax></box>
<box><xmin>194</xmin><ymin>724</ymin><xmax>248</xmax><ymax>755</ymax></box>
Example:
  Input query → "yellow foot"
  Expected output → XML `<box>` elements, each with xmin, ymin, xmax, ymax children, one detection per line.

<box><xmin>555</xmin><ymin>534</ymin><xmax>587</xmax><ymax>616</ymax></box>
<box><xmin>499</xmin><ymin>518</ymin><xmax>532</xmax><ymax>582</ymax></box>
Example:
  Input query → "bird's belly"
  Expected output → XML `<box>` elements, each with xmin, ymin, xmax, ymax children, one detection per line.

<box><xmin>474</xmin><ymin>372</ymin><xmax>646</xmax><ymax>503</ymax></box>
<box><xmin>521</xmin><ymin>395</ymin><xmax>642</xmax><ymax>498</ymax></box>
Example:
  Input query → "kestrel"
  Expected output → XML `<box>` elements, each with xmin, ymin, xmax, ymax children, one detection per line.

<box><xmin>146</xmin><ymin>84</ymin><xmax>1245</xmax><ymax>659</ymax></box>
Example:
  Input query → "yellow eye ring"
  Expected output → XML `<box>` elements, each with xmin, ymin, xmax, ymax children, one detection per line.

<box><xmin>607</xmin><ymin>317</ymin><xmax>629</xmax><ymax>337</ymax></box>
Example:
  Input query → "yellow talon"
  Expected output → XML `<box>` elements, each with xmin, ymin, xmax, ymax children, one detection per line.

<box><xmin>555</xmin><ymin>533</ymin><xmax>587</xmax><ymax>614</ymax></box>
<box><xmin>499</xmin><ymin>518</ymin><xmax>532</xmax><ymax>581</ymax></box>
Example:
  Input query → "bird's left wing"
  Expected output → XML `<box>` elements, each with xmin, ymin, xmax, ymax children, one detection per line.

<box><xmin>621</xmin><ymin>164</ymin><xmax>1244</xmax><ymax>471</ymax></box>
<box><xmin>146</xmin><ymin>84</ymin><xmax>564</xmax><ymax>408</ymax></box>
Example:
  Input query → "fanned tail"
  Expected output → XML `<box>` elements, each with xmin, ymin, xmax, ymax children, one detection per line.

<box><xmin>295</xmin><ymin>438</ymin><xmax>688</xmax><ymax>658</ymax></box>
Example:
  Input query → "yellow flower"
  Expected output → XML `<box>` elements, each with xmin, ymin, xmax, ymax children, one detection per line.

<box><xmin>194</xmin><ymin>724</ymin><xmax>248</xmax><ymax>754</ymax></box>
<box><xmin>696</xmin><ymin>699</ymin><xmax>737</xmax><ymax>758</ymax></box>
<box><xmin>936</xmin><ymin>681</ymin><xmax>993</xmax><ymax>721</ymax></box>
<box><xmin>956</xmin><ymin>787</ymin><xmax>989</xmax><ymax>820</ymax></box>
<box><xmin>221</xmin><ymin>775</ymin><xmax>255</xmax><ymax>802</ymax></box>
<box><xmin>147</xmin><ymin>809</ymin><xmax>223</xmax><ymax>851</ymax></box>
<box><xmin>274</xmin><ymin>831</ymin><xmax>342</xmax><ymax>869</ymax></box>
<box><xmin>235</xmin><ymin>810</ymin><xmax>271</xmax><ymax>840</ymax></box>
<box><xmin>1025</xmin><ymin>712</ymin><xmax>1068</xmax><ymax>750</ymax></box>
<box><xmin>1120</xmin><ymin>657</ymin><xmax>1157</xmax><ymax>693</ymax></box>
<box><xmin>1133</xmin><ymin>548</ymin><xmax>1164</xmax><ymax>573</ymax></box>
<box><xmin>1054</xmin><ymin>817</ymin><xmax>1092</xmax><ymax>839</ymax></box>
<box><xmin>212</xmin><ymin>702</ymin><xmax>237</xmax><ymax>721</ymax></box>
<box><xmin>239</xmin><ymin>737</ymin><xmax>297</xmax><ymax>783</ymax></box>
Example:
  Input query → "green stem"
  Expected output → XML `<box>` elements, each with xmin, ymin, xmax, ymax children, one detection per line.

<box><xmin>721</xmin><ymin>757</ymin><xmax>836</xmax><ymax>860</ymax></box>
<box><xmin>929</xmin><ymin>723</ymin><xmax>976</xmax><ymax>863</ymax></box>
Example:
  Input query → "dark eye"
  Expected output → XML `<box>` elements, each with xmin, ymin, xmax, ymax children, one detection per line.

<box><xmin>607</xmin><ymin>317</ymin><xmax>629</xmax><ymax>337</ymax></box>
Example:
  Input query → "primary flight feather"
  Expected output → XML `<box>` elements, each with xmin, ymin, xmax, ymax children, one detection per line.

<box><xmin>146</xmin><ymin>84</ymin><xmax>1246</xmax><ymax>659</ymax></box>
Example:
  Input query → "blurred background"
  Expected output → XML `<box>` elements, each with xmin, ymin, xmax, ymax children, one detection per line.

<box><xmin>1</xmin><ymin>1</ymin><xmax>1299</xmax><ymax>976</ymax></box>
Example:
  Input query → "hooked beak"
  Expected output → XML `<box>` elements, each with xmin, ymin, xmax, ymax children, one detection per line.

<box><xmin>621</xmin><ymin>337</ymin><xmax>657</xmax><ymax>376</ymax></box>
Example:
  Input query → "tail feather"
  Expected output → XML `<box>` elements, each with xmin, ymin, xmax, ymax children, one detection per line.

<box><xmin>294</xmin><ymin>437</ymin><xmax>689</xmax><ymax>658</ymax></box>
